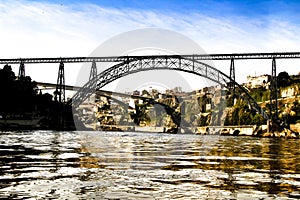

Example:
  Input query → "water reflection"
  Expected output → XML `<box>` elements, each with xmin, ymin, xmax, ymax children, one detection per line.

<box><xmin>0</xmin><ymin>131</ymin><xmax>300</xmax><ymax>199</ymax></box>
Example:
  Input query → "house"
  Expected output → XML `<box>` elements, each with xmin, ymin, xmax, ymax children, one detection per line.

<box><xmin>246</xmin><ymin>74</ymin><xmax>270</xmax><ymax>89</ymax></box>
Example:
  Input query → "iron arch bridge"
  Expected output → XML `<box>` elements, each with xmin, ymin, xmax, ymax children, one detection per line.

<box><xmin>69</xmin><ymin>55</ymin><xmax>269</xmax><ymax>120</ymax></box>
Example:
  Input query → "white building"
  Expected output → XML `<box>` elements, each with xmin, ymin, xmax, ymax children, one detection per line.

<box><xmin>246</xmin><ymin>74</ymin><xmax>270</xmax><ymax>89</ymax></box>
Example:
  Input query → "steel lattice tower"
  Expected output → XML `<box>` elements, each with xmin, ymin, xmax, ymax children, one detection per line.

<box><xmin>229</xmin><ymin>58</ymin><xmax>235</xmax><ymax>91</ymax></box>
<box><xmin>55</xmin><ymin>61</ymin><xmax>65</xmax><ymax>103</ymax></box>
<box><xmin>270</xmin><ymin>57</ymin><xmax>278</xmax><ymax>120</ymax></box>
<box><xmin>89</xmin><ymin>60</ymin><xmax>97</xmax><ymax>81</ymax></box>
<box><xmin>18</xmin><ymin>61</ymin><xmax>25</xmax><ymax>78</ymax></box>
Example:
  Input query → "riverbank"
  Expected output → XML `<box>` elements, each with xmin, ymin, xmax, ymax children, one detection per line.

<box><xmin>87</xmin><ymin>123</ymin><xmax>300</xmax><ymax>139</ymax></box>
<box><xmin>1</xmin><ymin>115</ymin><xmax>299</xmax><ymax>139</ymax></box>
<box><xmin>194</xmin><ymin>124</ymin><xmax>300</xmax><ymax>139</ymax></box>
<box><xmin>0</xmin><ymin>116</ymin><xmax>77</xmax><ymax>131</ymax></box>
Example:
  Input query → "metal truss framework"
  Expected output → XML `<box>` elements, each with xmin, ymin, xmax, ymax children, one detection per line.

<box><xmin>70</xmin><ymin>56</ymin><xmax>270</xmax><ymax>120</ymax></box>
<box><xmin>229</xmin><ymin>58</ymin><xmax>235</xmax><ymax>91</ymax></box>
<box><xmin>55</xmin><ymin>62</ymin><xmax>65</xmax><ymax>103</ymax></box>
<box><xmin>18</xmin><ymin>61</ymin><xmax>25</xmax><ymax>78</ymax></box>
<box><xmin>89</xmin><ymin>60</ymin><xmax>97</xmax><ymax>81</ymax></box>
<box><xmin>270</xmin><ymin>57</ymin><xmax>278</xmax><ymax>120</ymax></box>
<box><xmin>1</xmin><ymin>52</ymin><xmax>300</xmax><ymax>64</ymax></box>
<box><xmin>2</xmin><ymin>51</ymin><xmax>298</xmax><ymax>120</ymax></box>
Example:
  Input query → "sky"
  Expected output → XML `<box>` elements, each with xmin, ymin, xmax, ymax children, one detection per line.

<box><xmin>1</xmin><ymin>0</ymin><xmax>300</xmax><ymax>92</ymax></box>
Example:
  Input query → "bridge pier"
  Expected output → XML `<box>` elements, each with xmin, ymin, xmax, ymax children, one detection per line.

<box><xmin>269</xmin><ymin>57</ymin><xmax>278</xmax><ymax>121</ymax></box>
<box><xmin>89</xmin><ymin>60</ymin><xmax>97</xmax><ymax>101</ymax></box>
<box><xmin>89</xmin><ymin>60</ymin><xmax>97</xmax><ymax>81</ymax></box>
<box><xmin>18</xmin><ymin>61</ymin><xmax>25</xmax><ymax>78</ymax></box>
<box><xmin>54</xmin><ymin>61</ymin><xmax>65</xmax><ymax>103</ymax></box>
<box><xmin>229</xmin><ymin>58</ymin><xmax>235</xmax><ymax>91</ymax></box>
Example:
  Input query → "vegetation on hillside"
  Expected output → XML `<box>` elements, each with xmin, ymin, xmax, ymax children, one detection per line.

<box><xmin>0</xmin><ymin>65</ymin><xmax>74</xmax><ymax>129</ymax></box>
<box><xmin>224</xmin><ymin>71</ymin><xmax>300</xmax><ymax>126</ymax></box>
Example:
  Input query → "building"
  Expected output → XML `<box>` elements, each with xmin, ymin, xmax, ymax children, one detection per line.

<box><xmin>246</xmin><ymin>74</ymin><xmax>270</xmax><ymax>89</ymax></box>
<box><xmin>132</xmin><ymin>90</ymin><xmax>140</xmax><ymax>96</ymax></box>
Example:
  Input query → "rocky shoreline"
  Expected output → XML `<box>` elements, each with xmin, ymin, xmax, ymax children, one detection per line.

<box><xmin>194</xmin><ymin>125</ymin><xmax>300</xmax><ymax>139</ymax></box>
<box><xmin>256</xmin><ymin>128</ymin><xmax>300</xmax><ymax>139</ymax></box>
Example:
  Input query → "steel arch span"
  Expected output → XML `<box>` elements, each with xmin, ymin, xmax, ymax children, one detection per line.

<box><xmin>70</xmin><ymin>55</ymin><xmax>269</xmax><ymax>120</ymax></box>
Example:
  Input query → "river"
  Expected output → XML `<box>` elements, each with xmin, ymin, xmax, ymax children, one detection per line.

<box><xmin>0</xmin><ymin>131</ymin><xmax>300</xmax><ymax>199</ymax></box>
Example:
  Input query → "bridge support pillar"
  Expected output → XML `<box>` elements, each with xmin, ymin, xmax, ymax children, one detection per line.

<box><xmin>89</xmin><ymin>60</ymin><xmax>97</xmax><ymax>101</ymax></box>
<box><xmin>229</xmin><ymin>58</ymin><xmax>235</xmax><ymax>91</ymax></box>
<box><xmin>18</xmin><ymin>61</ymin><xmax>25</xmax><ymax>79</ymax></box>
<box><xmin>54</xmin><ymin>61</ymin><xmax>65</xmax><ymax>103</ymax></box>
<box><xmin>89</xmin><ymin>60</ymin><xmax>97</xmax><ymax>81</ymax></box>
<box><xmin>270</xmin><ymin>57</ymin><xmax>278</xmax><ymax>121</ymax></box>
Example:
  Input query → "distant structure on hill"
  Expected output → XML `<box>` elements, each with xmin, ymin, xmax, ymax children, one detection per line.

<box><xmin>245</xmin><ymin>74</ymin><xmax>271</xmax><ymax>89</ymax></box>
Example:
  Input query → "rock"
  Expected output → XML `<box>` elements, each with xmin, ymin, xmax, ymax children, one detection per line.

<box><xmin>286</xmin><ymin>129</ymin><xmax>292</xmax><ymax>138</ymax></box>
<box><xmin>278</xmin><ymin>131</ymin><xmax>286</xmax><ymax>138</ymax></box>
<box><xmin>233</xmin><ymin>129</ymin><xmax>240</xmax><ymax>136</ymax></box>
<box><xmin>253</xmin><ymin>126</ymin><xmax>263</xmax><ymax>137</ymax></box>
<box><xmin>262</xmin><ymin>132</ymin><xmax>272</xmax><ymax>137</ymax></box>
<box><xmin>220</xmin><ymin>129</ymin><xmax>230</xmax><ymax>135</ymax></box>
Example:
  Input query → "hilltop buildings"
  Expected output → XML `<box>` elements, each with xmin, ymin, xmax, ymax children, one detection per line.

<box><xmin>245</xmin><ymin>74</ymin><xmax>271</xmax><ymax>89</ymax></box>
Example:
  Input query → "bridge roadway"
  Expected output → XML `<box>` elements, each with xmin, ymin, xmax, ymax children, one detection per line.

<box><xmin>37</xmin><ymin>82</ymin><xmax>185</xmax><ymax>127</ymax></box>
<box><xmin>36</xmin><ymin>82</ymin><xmax>175</xmax><ymax>103</ymax></box>
<box><xmin>37</xmin><ymin>82</ymin><xmax>80</xmax><ymax>91</ymax></box>
<box><xmin>1</xmin><ymin>51</ymin><xmax>300</xmax><ymax>64</ymax></box>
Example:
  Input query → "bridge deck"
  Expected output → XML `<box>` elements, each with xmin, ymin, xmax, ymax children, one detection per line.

<box><xmin>1</xmin><ymin>52</ymin><xmax>300</xmax><ymax>64</ymax></box>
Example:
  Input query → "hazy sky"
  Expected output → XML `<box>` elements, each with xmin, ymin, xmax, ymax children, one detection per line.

<box><xmin>1</xmin><ymin>0</ymin><xmax>300</xmax><ymax>90</ymax></box>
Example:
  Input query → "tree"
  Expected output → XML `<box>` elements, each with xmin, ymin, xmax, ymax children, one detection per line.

<box><xmin>277</xmin><ymin>71</ymin><xmax>290</xmax><ymax>87</ymax></box>
<box><xmin>141</xmin><ymin>89</ymin><xmax>149</xmax><ymax>96</ymax></box>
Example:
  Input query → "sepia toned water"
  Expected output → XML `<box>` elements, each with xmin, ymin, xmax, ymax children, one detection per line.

<box><xmin>0</xmin><ymin>131</ymin><xmax>300</xmax><ymax>199</ymax></box>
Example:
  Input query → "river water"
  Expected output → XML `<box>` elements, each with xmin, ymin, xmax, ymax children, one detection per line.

<box><xmin>0</xmin><ymin>131</ymin><xmax>300</xmax><ymax>199</ymax></box>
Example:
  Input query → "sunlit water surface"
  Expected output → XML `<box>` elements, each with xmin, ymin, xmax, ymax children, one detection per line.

<box><xmin>0</xmin><ymin>131</ymin><xmax>300</xmax><ymax>199</ymax></box>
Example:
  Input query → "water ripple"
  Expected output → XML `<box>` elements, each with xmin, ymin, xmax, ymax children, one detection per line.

<box><xmin>0</xmin><ymin>131</ymin><xmax>300</xmax><ymax>199</ymax></box>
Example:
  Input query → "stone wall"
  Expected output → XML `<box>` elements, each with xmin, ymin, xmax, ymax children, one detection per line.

<box><xmin>195</xmin><ymin>126</ymin><xmax>255</xmax><ymax>135</ymax></box>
